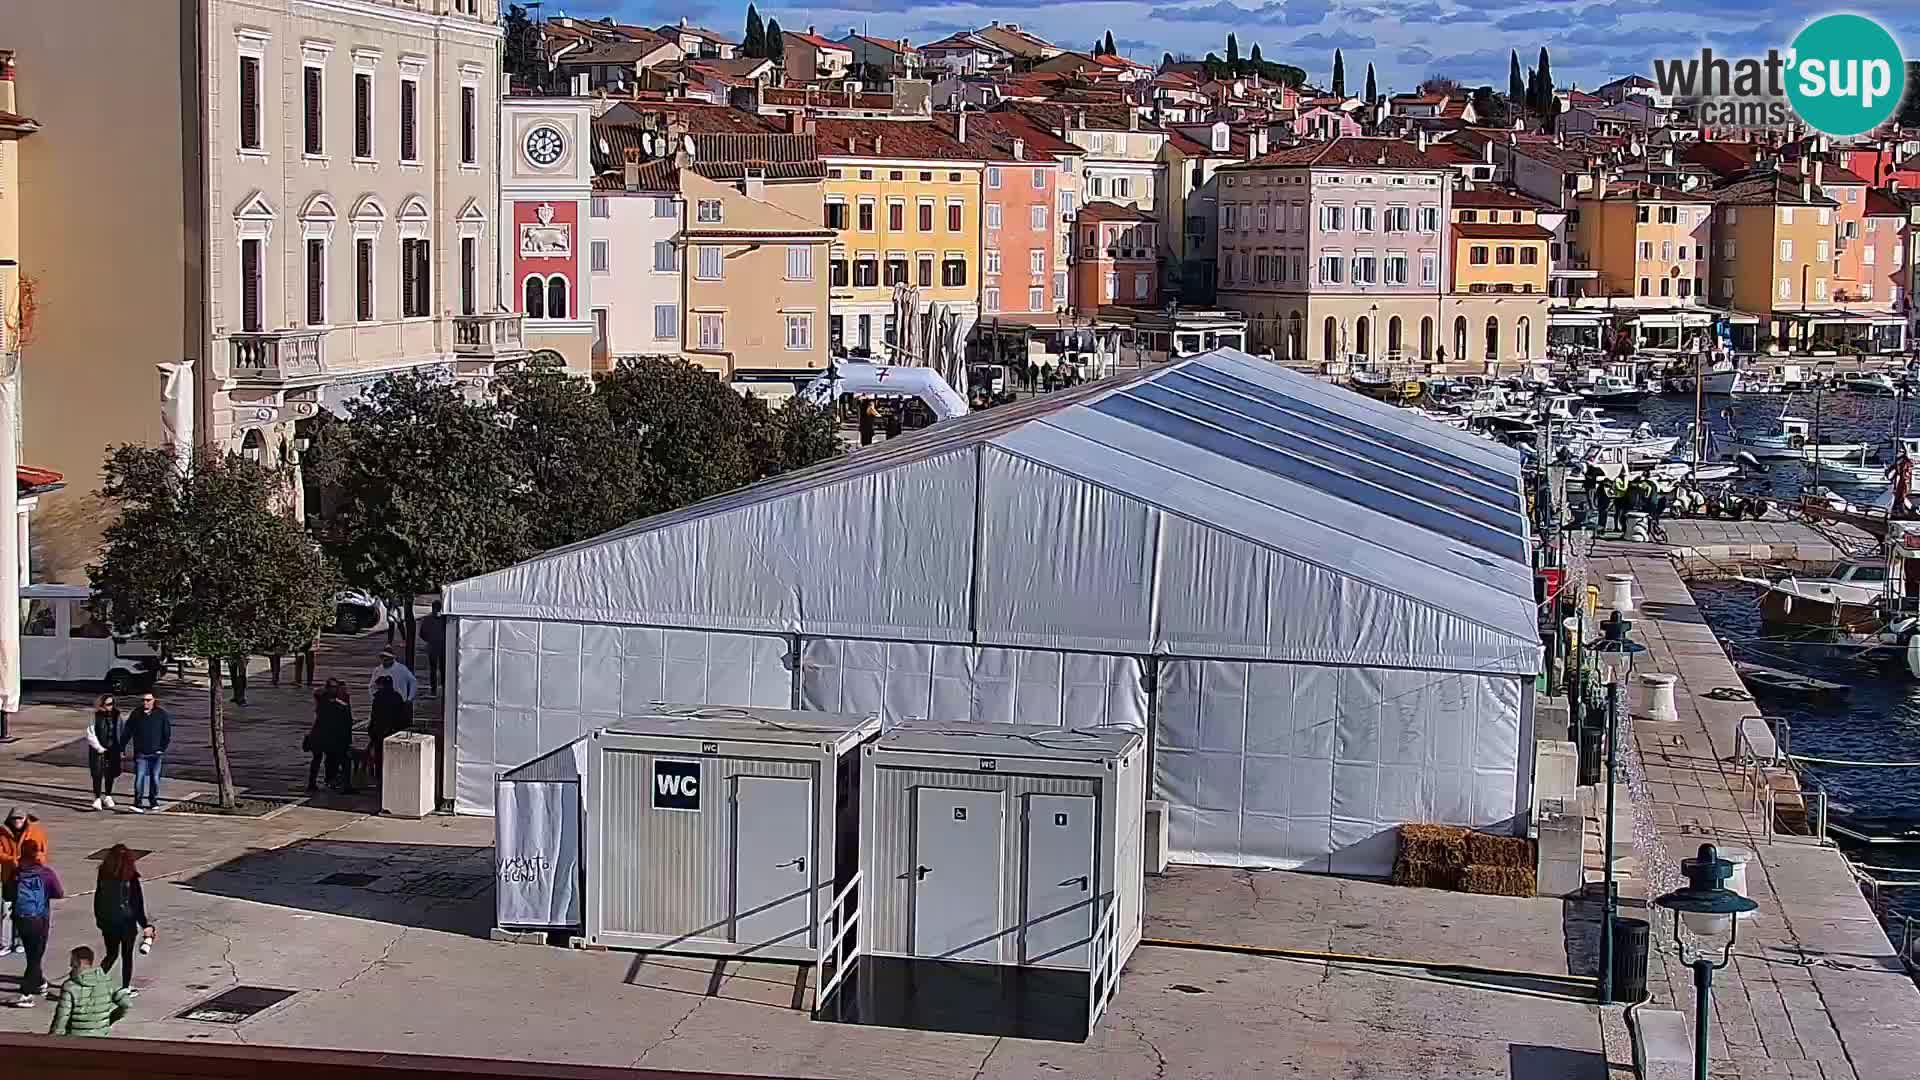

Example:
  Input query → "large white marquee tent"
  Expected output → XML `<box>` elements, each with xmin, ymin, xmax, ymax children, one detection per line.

<box><xmin>442</xmin><ymin>348</ymin><xmax>1542</xmax><ymax>875</ymax></box>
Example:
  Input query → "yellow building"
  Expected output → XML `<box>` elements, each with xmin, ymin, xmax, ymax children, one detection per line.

<box><xmin>1707</xmin><ymin>171</ymin><xmax>1848</xmax><ymax>352</ymax></box>
<box><xmin>1573</xmin><ymin>181</ymin><xmax>1715</xmax><ymax>307</ymax></box>
<box><xmin>1445</xmin><ymin>187</ymin><xmax>1550</xmax><ymax>367</ymax></box>
<box><xmin>815</xmin><ymin>118</ymin><xmax>983</xmax><ymax>356</ymax></box>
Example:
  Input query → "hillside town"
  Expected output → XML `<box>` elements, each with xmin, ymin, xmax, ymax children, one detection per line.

<box><xmin>7</xmin><ymin>4</ymin><xmax>1920</xmax><ymax>1080</ymax></box>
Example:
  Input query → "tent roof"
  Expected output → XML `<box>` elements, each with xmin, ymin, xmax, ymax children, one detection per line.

<box><xmin>446</xmin><ymin>349</ymin><xmax>1539</xmax><ymax>675</ymax></box>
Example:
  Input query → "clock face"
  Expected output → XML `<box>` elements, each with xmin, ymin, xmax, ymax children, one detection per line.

<box><xmin>525</xmin><ymin>125</ymin><xmax>565</xmax><ymax>167</ymax></box>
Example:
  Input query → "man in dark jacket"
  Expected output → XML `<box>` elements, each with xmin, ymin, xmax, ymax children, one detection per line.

<box><xmin>117</xmin><ymin>693</ymin><xmax>172</xmax><ymax>814</ymax></box>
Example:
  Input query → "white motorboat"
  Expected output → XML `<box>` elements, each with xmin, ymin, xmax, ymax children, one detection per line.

<box><xmin>1839</xmin><ymin>372</ymin><xmax>1899</xmax><ymax>396</ymax></box>
<box><xmin>1724</xmin><ymin>411</ymin><xmax>1866</xmax><ymax>461</ymax></box>
<box><xmin>1585</xmin><ymin>374</ymin><xmax>1650</xmax><ymax>407</ymax></box>
<box><xmin>1647</xmin><ymin>460</ymin><xmax>1740</xmax><ymax>483</ymax></box>
<box><xmin>1808</xmin><ymin>456</ymin><xmax>1893</xmax><ymax>487</ymax></box>
<box><xmin>1740</xmin><ymin>561</ymin><xmax>1892</xmax><ymax>631</ymax></box>
<box><xmin>1701</xmin><ymin>364</ymin><xmax>1745</xmax><ymax>394</ymax></box>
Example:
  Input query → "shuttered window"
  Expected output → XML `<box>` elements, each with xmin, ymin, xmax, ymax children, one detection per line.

<box><xmin>355</xmin><ymin>238</ymin><xmax>374</xmax><ymax>321</ymax></box>
<box><xmin>239</xmin><ymin>56</ymin><xmax>261</xmax><ymax>150</ymax></box>
<box><xmin>240</xmin><ymin>239</ymin><xmax>263</xmax><ymax>332</ymax></box>
<box><xmin>303</xmin><ymin>66</ymin><xmax>323</xmax><ymax>155</ymax></box>
<box><xmin>399</xmin><ymin>79</ymin><xmax>418</xmax><ymax>162</ymax></box>
<box><xmin>306</xmin><ymin>239</ymin><xmax>326</xmax><ymax>325</ymax></box>
<box><xmin>460</xmin><ymin>86</ymin><xmax>477</xmax><ymax>165</ymax></box>
<box><xmin>460</xmin><ymin>236</ymin><xmax>476</xmax><ymax>315</ymax></box>
<box><xmin>354</xmin><ymin>73</ymin><xmax>372</xmax><ymax>158</ymax></box>
<box><xmin>401</xmin><ymin>238</ymin><xmax>430</xmax><ymax>318</ymax></box>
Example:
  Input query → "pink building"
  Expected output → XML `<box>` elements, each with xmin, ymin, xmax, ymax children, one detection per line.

<box><xmin>1290</xmin><ymin>105</ymin><xmax>1361</xmax><ymax>142</ymax></box>
<box><xmin>939</xmin><ymin>112</ymin><xmax>1067</xmax><ymax>316</ymax></box>
<box><xmin>1073</xmin><ymin>201</ymin><xmax>1157</xmax><ymax>314</ymax></box>
<box><xmin>1864</xmin><ymin>188</ymin><xmax>1909</xmax><ymax>326</ymax></box>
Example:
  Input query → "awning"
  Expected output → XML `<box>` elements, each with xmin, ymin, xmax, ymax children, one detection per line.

<box><xmin>18</xmin><ymin>465</ymin><xmax>63</xmax><ymax>498</ymax></box>
<box><xmin>1548</xmin><ymin>309</ymin><xmax>1609</xmax><ymax>325</ymax></box>
<box><xmin>1626</xmin><ymin>310</ymin><xmax>1720</xmax><ymax>329</ymax></box>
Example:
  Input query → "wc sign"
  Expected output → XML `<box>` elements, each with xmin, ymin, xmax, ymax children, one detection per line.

<box><xmin>652</xmin><ymin>760</ymin><xmax>702</xmax><ymax>811</ymax></box>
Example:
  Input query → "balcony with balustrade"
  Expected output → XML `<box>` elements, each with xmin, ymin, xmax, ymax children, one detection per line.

<box><xmin>228</xmin><ymin>329</ymin><xmax>325</xmax><ymax>382</ymax></box>
<box><xmin>453</xmin><ymin>311</ymin><xmax>528</xmax><ymax>360</ymax></box>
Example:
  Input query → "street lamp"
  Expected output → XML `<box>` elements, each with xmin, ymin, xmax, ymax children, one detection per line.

<box><xmin>1590</xmin><ymin>608</ymin><xmax>1646</xmax><ymax>1004</ymax></box>
<box><xmin>1655</xmin><ymin>844</ymin><xmax>1759</xmax><ymax>1080</ymax></box>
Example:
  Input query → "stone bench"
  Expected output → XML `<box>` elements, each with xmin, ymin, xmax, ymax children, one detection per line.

<box><xmin>1632</xmin><ymin>1008</ymin><xmax>1693</xmax><ymax>1080</ymax></box>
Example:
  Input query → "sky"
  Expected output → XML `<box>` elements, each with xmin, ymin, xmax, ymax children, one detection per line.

<box><xmin>537</xmin><ymin>0</ymin><xmax>1920</xmax><ymax>97</ymax></box>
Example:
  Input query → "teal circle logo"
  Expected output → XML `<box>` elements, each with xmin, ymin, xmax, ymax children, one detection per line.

<box><xmin>1786</xmin><ymin>15</ymin><xmax>1907</xmax><ymax>137</ymax></box>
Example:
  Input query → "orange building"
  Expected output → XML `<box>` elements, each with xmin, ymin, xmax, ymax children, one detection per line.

<box><xmin>1072</xmin><ymin>202</ymin><xmax>1157</xmax><ymax>315</ymax></box>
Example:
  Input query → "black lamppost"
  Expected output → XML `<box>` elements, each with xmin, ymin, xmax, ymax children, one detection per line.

<box><xmin>1591</xmin><ymin>607</ymin><xmax>1645</xmax><ymax>1004</ymax></box>
<box><xmin>1655</xmin><ymin>844</ymin><xmax>1759</xmax><ymax>1080</ymax></box>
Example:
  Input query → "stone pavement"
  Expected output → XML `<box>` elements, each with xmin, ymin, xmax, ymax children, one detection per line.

<box><xmin>1585</xmin><ymin>552</ymin><xmax>1920</xmax><ymax>1079</ymax></box>
<box><xmin>0</xmin><ymin>644</ymin><xmax>1616</xmax><ymax>1078</ymax></box>
<box><xmin>1589</xmin><ymin>518</ymin><xmax>1874</xmax><ymax>576</ymax></box>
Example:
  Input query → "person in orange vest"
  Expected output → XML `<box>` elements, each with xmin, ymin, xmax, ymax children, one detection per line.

<box><xmin>1</xmin><ymin>807</ymin><xmax>52</xmax><ymax>956</ymax></box>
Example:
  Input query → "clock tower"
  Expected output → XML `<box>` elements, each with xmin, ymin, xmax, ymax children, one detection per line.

<box><xmin>501</xmin><ymin>92</ymin><xmax>596</xmax><ymax>371</ymax></box>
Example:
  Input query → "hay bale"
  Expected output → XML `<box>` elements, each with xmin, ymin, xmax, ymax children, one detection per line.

<box><xmin>1461</xmin><ymin>863</ymin><xmax>1537</xmax><ymax>898</ymax></box>
<box><xmin>1397</xmin><ymin>824</ymin><xmax>1469</xmax><ymax>867</ymax></box>
<box><xmin>1390</xmin><ymin>856</ymin><xmax>1461</xmax><ymax>891</ymax></box>
<box><xmin>1465</xmin><ymin>831</ymin><xmax>1534</xmax><ymax>869</ymax></box>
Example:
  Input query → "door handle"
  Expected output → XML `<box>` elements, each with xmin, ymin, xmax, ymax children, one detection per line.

<box><xmin>1059</xmin><ymin>875</ymin><xmax>1089</xmax><ymax>891</ymax></box>
<box><xmin>777</xmin><ymin>857</ymin><xmax>806</xmax><ymax>873</ymax></box>
<box><xmin>915</xmin><ymin>865</ymin><xmax>932</xmax><ymax>881</ymax></box>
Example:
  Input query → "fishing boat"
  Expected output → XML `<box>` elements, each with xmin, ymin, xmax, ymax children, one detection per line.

<box><xmin>1740</xmin><ymin>561</ymin><xmax>1891</xmax><ymax>631</ymax></box>
<box><xmin>1732</xmin><ymin>661</ymin><xmax>1851</xmax><ymax>703</ymax></box>
<box><xmin>1586</xmin><ymin>373</ymin><xmax>1649</xmax><ymax>408</ymax></box>
<box><xmin>1808</xmin><ymin>453</ymin><xmax>1894</xmax><ymax>488</ymax></box>
<box><xmin>1670</xmin><ymin>358</ymin><xmax>1746</xmax><ymax>395</ymax></box>
<box><xmin>1723</xmin><ymin>412</ymin><xmax>1867</xmax><ymax>461</ymax></box>
<box><xmin>1839</xmin><ymin>371</ymin><xmax>1899</xmax><ymax>396</ymax></box>
<box><xmin>1349</xmin><ymin>368</ymin><xmax>1424</xmax><ymax>405</ymax></box>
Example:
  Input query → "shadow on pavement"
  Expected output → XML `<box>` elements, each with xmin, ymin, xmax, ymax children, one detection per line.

<box><xmin>1508</xmin><ymin>1044</ymin><xmax>1609</xmax><ymax>1079</ymax></box>
<box><xmin>178</xmin><ymin>838</ymin><xmax>495</xmax><ymax>937</ymax></box>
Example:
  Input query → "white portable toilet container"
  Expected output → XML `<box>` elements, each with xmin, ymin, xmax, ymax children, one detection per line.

<box><xmin>843</xmin><ymin>722</ymin><xmax>1146</xmax><ymax>1030</ymax></box>
<box><xmin>571</xmin><ymin>705</ymin><xmax>882</xmax><ymax>962</ymax></box>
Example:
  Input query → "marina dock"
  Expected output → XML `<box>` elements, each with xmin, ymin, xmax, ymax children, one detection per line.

<box><xmin>1579</xmin><ymin>517</ymin><xmax>1920</xmax><ymax>1077</ymax></box>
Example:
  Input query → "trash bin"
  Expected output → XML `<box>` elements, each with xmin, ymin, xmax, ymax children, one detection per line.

<box><xmin>1610</xmin><ymin>917</ymin><xmax>1650</xmax><ymax>1003</ymax></box>
<box><xmin>1576</xmin><ymin>719</ymin><xmax>1604</xmax><ymax>787</ymax></box>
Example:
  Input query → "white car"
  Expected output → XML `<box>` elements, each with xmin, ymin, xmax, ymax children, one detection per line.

<box><xmin>19</xmin><ymin>585</ymin><xmax>163</xmax><ymax>691</ymax></box>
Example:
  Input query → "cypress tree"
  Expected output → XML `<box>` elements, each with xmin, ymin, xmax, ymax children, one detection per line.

<box><xmin>1365</xmin><ymin>62</ymin><xmax>1377</xmax><ymax>103</ymax></box>
<box><xmin>1536</xmin><ymin>47</ymin><xmax>1555</xmax><ymax>113</ymax></box>
<box><xmin>1227</xmin><ymin>33</ymin><xmax>1240</xmax><ymax>70</ymax></box>
<box><xmin>1508</xmin><ymin>50</ymin><xmax>1525</xmax><ymax>106</ymax></box>
<box><xmin>744</xmin><ymin>5</ymin><xmax>765</xmax><ymax>58</ymax></box>
<box><xmin>1332</xmin><ymin>49</ymin><xmax>1346</xmax><ymax>97</ymax></box>
<box><xmin>1250</xmin><ymin>43</ymin><xmax>1263</xmax><ymax>68</ymax></box>
<box><xmin>765</xmin><ymin>17</ymin><xmax>785</xmax><ymax>65</ymax></box>
<box><xmin>1104</xmin><ymin>30</ymin><xmax>1117</xmax><ymax>56</ymax></box>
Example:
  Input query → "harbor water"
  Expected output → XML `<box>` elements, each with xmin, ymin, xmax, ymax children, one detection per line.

<box><xmin>1624</xmin><ymin>389</ymin><xmax>1915</xmax><ymax>496</ymax></box>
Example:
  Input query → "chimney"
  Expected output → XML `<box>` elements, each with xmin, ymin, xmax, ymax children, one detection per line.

<box><xmin>847</xmin><ymin>135</ymin><xmax>856</xmax><ymax>152</ymax></box>
<box><xmin>958</xmin><ymin>109</ymin><xmax>968</xmax><ymax>143</ymax></box>
<box><xmin>808</xmin><ymin>25</ymin><xmax>816</xmax><ymax>36</ymax></box>
<box><xmin>680</xmin><ymin>16</ymin><xmax>688</xmax><ymax>26</ymax></box>
<box><xmin>1128</xmin><ymin>109</ymin><xmax>1138</xmax><ymax>131</ymax></box>
<box><xmin>1801</xmin><ymin>175</ymin><xmax>1812</xmax><ymax>202</ymax></box>
<box><xmin>788</xmin><ymin>109</ymin><xmax>803</xmax><ymax>133</ymax></box>
<box><xmin>1416</xmin><ymin>128</ymin><xmax>1429</xmax><ymax>153</ymax></box>
<box><xmin>875</xmin><ymin>134</ymin><xmax>884</xmax><ymax>154</ymax></box>
<box><xmin>1012</xmin><ymin>136</ymin><xmax>1024</xmax><ymax>159</ymax></box>
<box><xmin>1256</xmin><ymin>127</ymin><xmax>1268</xmax><ymax>154</ymax></box>
<box><xmin>624</xmin><ymin>147</ymin><xmax>641</xmax><ymax>190</ymax></box>
<box><xmin>1075</xmin><ymin>108</ymin><xmax>1087</xmax><ymax>130</ymax></box>
<box><xmin>1812</xmin><ymin>158</ymin><xmax>1824</xmax><ymax>189</ymax></box>
<box><xmin>1892</xmin><ymin>178</ymin><xmax>1903</xmax><ymax>195</ymax></box>
<box><xmin>744</xmin><ymin>168</ymin><xmax>766</xmax><ymax>200</ymax></box>
<box><xmin>1482</xmin><ymin>138</ymin><xmax>1493</xmax><ymax>164</ymax></box>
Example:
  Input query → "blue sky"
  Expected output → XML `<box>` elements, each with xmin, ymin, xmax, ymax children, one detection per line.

<box><xmin>539</xmin><ymin>0</ymin><xmax>1920</xmax><ymax>96</ymax></box>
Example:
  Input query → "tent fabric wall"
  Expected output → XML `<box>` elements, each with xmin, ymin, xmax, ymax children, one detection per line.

<box><xmin>1154</xmin><ymin>658</ymin><xmax>1528</xmax><ymax>875</ymax></box>
<box><xmin>453</xmin><ymin>617</ymin><xmax>791</xmax><ymax>813</ymax></box>
<box><xmin>798</xmin><ymin>638</ymin><xmax>1148</xmax><ymax>730</ymax></box>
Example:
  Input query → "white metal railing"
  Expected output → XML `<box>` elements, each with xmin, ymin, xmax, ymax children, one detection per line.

<box><xmin>816</xmin><ymin>871</ymin><xmax>862</xmax><ymax>1012</ymax></box>
<box><xmin>1085</xmin><ymin>896</ymin><xmax>1122</xmax><ymax>1032</ymax></box>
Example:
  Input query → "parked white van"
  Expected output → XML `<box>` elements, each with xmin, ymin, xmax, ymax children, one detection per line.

<box><xmin>19</xmin><ymin>585</ymin><xmax>163</xmax><ymax>691</ymax></box>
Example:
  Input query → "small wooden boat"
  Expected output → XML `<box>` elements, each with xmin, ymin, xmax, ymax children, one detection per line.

<box><xmin>1349</xmin><ymin>368</ymin><xmax>1423</xmax><ymax>405</ymax></box>
<box><xmin>1733</xmin><ymin>661</ymin><xmax>1852</xmax><ymax>702</ymax></box>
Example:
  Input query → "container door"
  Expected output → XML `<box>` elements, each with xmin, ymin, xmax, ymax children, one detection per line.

<box><xmin>731</xmin><ymin>775</ymin><xmax>815</xmax><ymax>949</ymax></box>
<box><xmin>911</xmin><ymin>786</ymin><xmax>1004</xmax><ymax>962</ymax></box>
<box><xmin>1021</xmin><ymin>794</ymin><xmax>1096</xmax><ymax>968</ymax></box>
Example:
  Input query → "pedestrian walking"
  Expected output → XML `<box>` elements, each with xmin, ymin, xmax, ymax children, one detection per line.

<box><xmin>418</xmin><ymin>600</ymin><xmax>446</xmax><ymax>698</ymax></box>
<box><xmin>93</xmin><ymin>845</ymin><xmax>150</xmax><ymax>994</ymax></box>
<box><xmin>369</xmin><ymin>649</ymin><xmax>417</xmax><ymax>704</ymax></box>
<box><xmin>118</xmin><ymin>692</ymin><xmax>172</xmax><ymax>814</ymax></box>
<box><xmin>2</xmin><ymin>807</ymin><xmax>52</xmax><ymax>956</ymax></box>
<box><xmin>291</xmin><ymin>637</ymin><xmax>318</xmax><ymax>688</ymax></box>
<box><xmin>368</xmin><ymin>675</ymin><xmax>411</xmax><ymax>784</ymax></box>
<box><xmin>85</xmin><ymin>695</ymin><xmax>123</xmax><ymax>811</ymax></box>
<box><xmin>9</xmin><ymin>839</ymin><xmax>63</xmax><ymax>1006</ymax></box>
<box><xmin>1586</xmin><ymin>465</ymin><xmax>1611</xmax><ymax>531</ymax></box>
<box><xmin>858</xmin><ymin>402</ymin><xmax>876</xmax><ymax>447</ymax></box>
<box><xmin>307</xmin><ymin>681</ymin><xmax>356</xmax><ymax>794</ymax></box>
<box><xmin>46</xmin><ymin>946</ymin><xmax>130</xmax><ymax>1035</ymax></box>
<box><xmin>226</xmin><ymin>654</ymin><xmax>249</xmax><ymax>705</ymax></box>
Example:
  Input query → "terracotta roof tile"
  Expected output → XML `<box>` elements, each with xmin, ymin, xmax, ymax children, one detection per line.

<box><xmin>1708</xmin><ymin>171</ymin><xmax>1837</xmax><ymax>206</ymax></box>
<box><xmin>1451</xmin><ymin>187</ymin><xmax>1546</xmax><ymax>209</ymax></box>
<box><xmin>1866</xmin><ymin>188</ymin><xmax>1911</xmax><ymax>217</ymax></box>
<box><xmin>783</xmin><ymin>29</ymin><xmax>847</xmax><ymax>51</ymax></box>
<box><xmin>1077</xmin><ymin>200</ymin><xmax>1155</xmax><ymax>222</ymax></box>
<box><xmin>1221</xmin><ymin>137</ymin><xmax>1448</xmax><ymax>171</ymax></box>
<box><xmin>813</xmin><ymin>117</ymin><xmax>977</xmax><ymax>161</ymax></box>
<box><xmin>1453</xmin><ymin>221</ymin><xmax>1553</xmax><ymax>240</ymax></box>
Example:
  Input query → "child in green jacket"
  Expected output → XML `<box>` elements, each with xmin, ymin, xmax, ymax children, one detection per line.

<box><xmin>48</xmin><ymin>947</ymin><xmax>130</xmax><ymax>1036</ymax></box>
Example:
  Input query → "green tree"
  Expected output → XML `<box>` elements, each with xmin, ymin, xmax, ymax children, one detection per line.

<box><xmin>744</xmin><ymin>4</ymin><xmax>765</xmax><ymax>58</ymax></box>
<box><xmin>310</xmin><ymin>371</ymin><xmax>532</xmax><ymax>666</ymax></box>
<box><xmin>89</xmin><ymin>446</ymin><xmax>338</xmax><ymax>808</ymax></box>
<box><xmin>492</xmin><ymin>364</ymin><xmax>651</xmax><ymax>552</ymax></box>
<box><xmin>1250</xmin><ymin>43</ymin><xmax>1263</xmax><ymax>67</ymax></box>
<box><xmin>765</xmin><ymin>17</ymin><xmax>786</xmax><ymax>65</ymax></box>
<box><xmin>1162</xmin><ymin>51</ymin><xmax>1175</xmax><ymax>69</ymax></box>
<box><xmin>1534</xmin><ymin>47</ymin><xmax>1555</xmax><ymax>114</ymax></box>
<box><xmin>1103</xmin><ymin>30</ymin><xmax>1117</xmax><ymax>56</ymax></box>
<box><xmin>1365</xmin><ymin>62</ymin><xmax>1377</xmax><ymax>103</ymax></box>
<box><xmin>1332</xmin><ymin>49</ymin><xmax>1346</xmax><ymax>98</ymax></box>
<box><xmin>503</xmin><ymin>4</ymin><xmax>544</xmax><ymax>91</ymax></box>
<box><xmin>1526</xmin><ymin>67</ymin><xmax>1540</xmax><ymax>112</ymax></box>
<box><xmin>1227</xmin><ymin>33</ymin><xmax>1240</xmax><ymax>70</ymax></box>
<box><xmin>1508</xmin><ymin>50</ymin><xmax>1525</xmax><ymax>106</ymax></box>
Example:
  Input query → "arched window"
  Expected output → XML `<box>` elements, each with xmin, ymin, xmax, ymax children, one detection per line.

<box><xmin>524</xmin><ymin>276</ymin><xmax>545</xmax><ymax>319</ymax></box>
<box><xmin>1420</xmin><ymin>316</ymin><xmax>1434</xmax><ymax>361</ymax></box>
<box><xmin>1355</xmin><ymin>315</ymin><xmax>1371</xmax><ymax>360</ymax></box>
<box><xmin>1485</xmin><ymin>316</ymin><xmax>1500</xmax><ymax>361</ymax></box>
<box><xmin>1323</xmin><ymin>316</ymin><xmax>1338</xmax><ymax>363</ymax></box>
<box><xmin>240</xmin><ymin>428</ymin><xmax>267</xmax><ymax>464</ymax></box>
<box><xmin>546</xmin><ymin>276</ymin><xmax>568</xmax><ymax>320</ymax></box>
<box><xmin>1452</xmin><ymin>316</ymin><xmax>1468</xmax><ymax>362</ymax></box>
<box><xmin>1517</xmin><ymin>316</ymin><xmax>1532</xmax><ymax>359</ymax></box>
<box><xmin>1387</xmin><ymin>316</ymin><xmax>1403</xmax><ymax>360</ymax></box>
